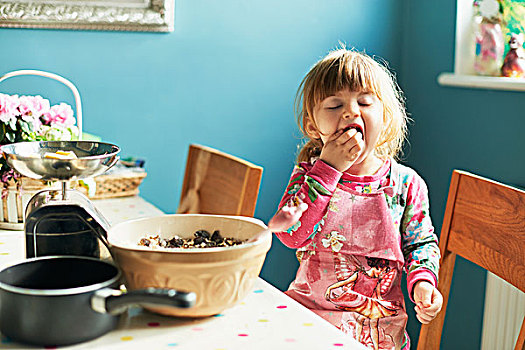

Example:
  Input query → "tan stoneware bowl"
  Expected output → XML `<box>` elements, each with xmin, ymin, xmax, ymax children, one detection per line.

<box><xmin>107</xmin><ymin>214</ymin><xmax>272</xmax><ymax>317</ymax></box>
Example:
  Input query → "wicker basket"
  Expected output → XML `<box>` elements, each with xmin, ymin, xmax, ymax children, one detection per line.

<box><xmin>78</xmin><ymin>171</ymin><xmax>147</xmax><ymax>200</ymax></box>
<box><xmin>0</xmin><ymin>177</ymin><xmax>60</xmax><ymax>230</ymax></box>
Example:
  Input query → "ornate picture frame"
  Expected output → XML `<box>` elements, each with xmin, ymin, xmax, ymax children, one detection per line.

<box><xmin>0</xmin><ymin>0</ymin><xmax>175</xmax><ymax>32</ymax></box>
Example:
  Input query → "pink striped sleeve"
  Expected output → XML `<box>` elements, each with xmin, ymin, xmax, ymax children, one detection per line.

<box><xmin>274</xmin><ymin>160</ymin><xmax>341</xmax><ymax>248</ymax></box>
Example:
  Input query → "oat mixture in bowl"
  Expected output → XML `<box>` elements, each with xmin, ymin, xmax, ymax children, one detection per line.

<box><xmin>138</xmin><ymin>229</ymin><xmax>246</xmax><ymax>249</ymax></box>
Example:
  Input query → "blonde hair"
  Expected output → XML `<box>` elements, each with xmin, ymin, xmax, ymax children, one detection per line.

<box><xmin>295</xmin><ymin>48</ymin><xmax>409</xmax><ymax>163</ymax></box>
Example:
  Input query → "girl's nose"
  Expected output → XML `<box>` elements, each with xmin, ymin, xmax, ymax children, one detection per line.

<box><xmin>343</xmin><ymin>101</ymin><xmax>360</xmax><ymax>119</ymax></box>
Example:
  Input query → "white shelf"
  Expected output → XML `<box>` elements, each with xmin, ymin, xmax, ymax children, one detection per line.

<box><xmin>438</xmin><ymin>73</ymin><xmax>525</xmax><ymax>91</ymax></box>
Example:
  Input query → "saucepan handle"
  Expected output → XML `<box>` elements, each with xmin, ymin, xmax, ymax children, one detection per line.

<box><xmin>91</xmin><ymin>287</ymin><xmax>196</xmax><ymax>315</ymax></box>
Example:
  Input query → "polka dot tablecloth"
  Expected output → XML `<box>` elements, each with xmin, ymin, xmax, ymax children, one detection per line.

<box><xmin>0</xmin><ymin>197</ymin><xmax>366</xmax><ymax>350</ymax></box>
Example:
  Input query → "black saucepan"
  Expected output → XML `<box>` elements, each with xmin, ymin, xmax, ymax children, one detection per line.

<box><xmin>0</xmin><ymin>256</ymin><xmax>196</xmax><ymax>347</ymax></box>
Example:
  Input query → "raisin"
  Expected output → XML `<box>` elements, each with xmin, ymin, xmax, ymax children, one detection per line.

<box><xmin>195</xmin><ymin>230</ymin><xmax>211</xmax><ymax>239</ymax></box>
<box><xmin>211</xmin><ymin>230</ymin><xmax>222</xmax><ymax>242</ymax></box>
<box><xmin>167</xmin><ymin>237</ymin><xmax>184</xmax><ymax>248</ymax></box>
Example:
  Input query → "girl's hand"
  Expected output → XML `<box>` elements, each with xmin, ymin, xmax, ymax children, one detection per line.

<box><xmin>319</xmin><ymin>128</ymin><xmax>363</xmax><ymax>172</ymax></box>
<box><xmin>413</xmin><ymin>281</ymin><xmax>443</xmax><ymax>324</ymax></box>
<box><xmin>268</xmin><ymin>194</ymin><xmax>308</xmax><ymax>232</ymax></box>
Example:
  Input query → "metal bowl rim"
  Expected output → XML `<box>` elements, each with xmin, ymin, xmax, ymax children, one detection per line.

<box><xmin>0</xmin><ymin>141</ymin><xmax>121</xmax><ymax>160</ymax></box>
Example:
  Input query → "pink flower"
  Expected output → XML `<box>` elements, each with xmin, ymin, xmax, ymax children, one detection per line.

<box><xmin>42</xmin><ymin>102</ymin><xmax>75</xmax><ymax>127</ymax></box>
<box><xmin>0</xmin><ymin>93</ymin><xmax>20</xmax><ymax>124</ymax></box>
<box><xmin>18</xmin><ymin>95</ymin><xmax>49</xmax><ymax>130</ymax></box>
<box><xmin>0</xmin><ymin>93</ymin><xmax>78</xmax><ymax>186</ymax></box>
<box><xmin>18</xmin><ymin>95</ymin><xmax>50</xmax><ymax>118</ymax></box>
<box><xmin>0</xmin><ymin>168</ymin><xmax>19</xmax><ymax>186</ymax></box>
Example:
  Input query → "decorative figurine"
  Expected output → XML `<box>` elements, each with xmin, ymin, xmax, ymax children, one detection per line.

<box><xmin>501</xmin><ymin>33</ymin><xmax>525</xmax><ymax>78</ymax></box>
<box><xmin>473</xmin><ymin>0</ymin><xmax>505</xmax><ymax>76</ymax></box>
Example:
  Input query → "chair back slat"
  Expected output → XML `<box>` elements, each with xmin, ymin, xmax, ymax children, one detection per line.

<box><xmin>417</xmin><ymin>170</ymin><xmax>525</xmax><ymax>350</ymax></box>
<box><xmin>177</xmin><ymin>144</ymin><xmax>263</xmax><ymax>217</ymax></box>
<box><xmin>447</xmin><ymin>172</ymin><xmax>525</xmax><ymax>292</ymax></box>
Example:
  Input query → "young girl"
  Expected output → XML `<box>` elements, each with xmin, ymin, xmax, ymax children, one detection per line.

<box><xmin>268</xmin><ymin>49</ymin><xmax>443</xmax><ymax>350</ymax></box>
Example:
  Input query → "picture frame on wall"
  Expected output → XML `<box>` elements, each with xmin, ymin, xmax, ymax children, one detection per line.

<box><xmin>0</xmin><ymin>0</ymin><xmax>175</xmax><ymax>32</ymax></box>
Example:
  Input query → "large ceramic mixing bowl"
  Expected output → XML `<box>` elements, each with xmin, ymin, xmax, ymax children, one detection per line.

<box><xmin>107</xmin><ymin>214</ymin><xmax>271</xmax><ymax>317</ymax></box>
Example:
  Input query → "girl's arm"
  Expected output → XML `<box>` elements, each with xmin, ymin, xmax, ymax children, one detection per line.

<box><xmin>272</xmin><ymin>160</ymin><xmax>342</xmax><ymax>248</ymax></box>
<box><xmin>400</xmin><ymin>174</ymin><xmax>441</xmax><ymax>301</ymax></box>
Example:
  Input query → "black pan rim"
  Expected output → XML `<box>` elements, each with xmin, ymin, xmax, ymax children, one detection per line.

<box><xmin>0</xmin><ymin>255</ymin><xmax>120</xmax><ymax>296</ymax></box>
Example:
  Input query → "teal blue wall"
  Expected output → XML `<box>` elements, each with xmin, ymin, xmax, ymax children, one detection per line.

<box><xmin>2</xmin><ymin>1</ymin><xmax>523</xmax><ymax>349</ymax></box>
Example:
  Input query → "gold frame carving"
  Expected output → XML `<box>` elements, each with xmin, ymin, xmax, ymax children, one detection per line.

<box><xmin>0</xmin><ymin>0</ymin><xmax>175</xmax><ymax>32</ymax></box>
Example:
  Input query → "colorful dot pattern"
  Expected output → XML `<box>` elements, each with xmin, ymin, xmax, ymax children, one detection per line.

<box><xmin>74</xmin><ymin>287</ymin><xmax>348</xmax><ymax>349</ymax></box>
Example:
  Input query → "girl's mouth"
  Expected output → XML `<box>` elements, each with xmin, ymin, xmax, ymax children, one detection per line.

<box><xmin>343</xmin><ymin>125</ymin><xmax>363</xmax><ymax>137</ymax></box>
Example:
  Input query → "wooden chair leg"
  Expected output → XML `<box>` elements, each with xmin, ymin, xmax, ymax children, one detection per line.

<box><xmin>417</xmin><ymin>251</ymin><xmax>456</xmax><ymax>350</ymax></box>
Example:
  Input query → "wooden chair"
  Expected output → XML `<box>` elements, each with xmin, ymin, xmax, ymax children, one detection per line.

<box><xmin>176</xmin><ymin>144</ymin><xmax>263</xmax><ymax>217</ymax></box>
<box><xmin>417</xmin><ymin>170</ymin><xmax>525</xmax><ymax>350</ymax></box>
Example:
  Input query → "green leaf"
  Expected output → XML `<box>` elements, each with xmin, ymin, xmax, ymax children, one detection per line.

<box><xmin>6</xmin><ymin>131</ymin><xmax>15</xmax><ymax>142</ymax></box>
<box><xmin>8</xmin><ymin>118</ymin><xmax>17</xmax><ymax>130</ymax></box>
<box><xmin>19</xmin><ymin>121</ymin><xmax>31</xmax><ymax>134</ymax></box>
<box><xmin>0</xmin><ymin>124</ymin><xmax>5</xmax><ymax>143</ymax></box>
<box><xmin>22</xmin><ymin>131</ymin><xmax>36</xmax><ymax>141</ymax></box>
<box><xmin>290</xmin><ymin>174</ymin><xmax>303</xmax><ymax>184</ymax></box>
<box><xmin>308</xmin><ymin>187</ymin><xmax>318</xmax><ymax>202</ymax></box>
<box><xmin>306</xmin><ymin>177</ymin><xmax>331</xmax><ymax>196</ymax></box>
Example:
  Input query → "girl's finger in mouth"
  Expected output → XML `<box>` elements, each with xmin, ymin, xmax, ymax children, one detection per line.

<box><xmin>342</xmin><ymin>125</ymin><xmax>363</xmax><ymax>138</ymax></box>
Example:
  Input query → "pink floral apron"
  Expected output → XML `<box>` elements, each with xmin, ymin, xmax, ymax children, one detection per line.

<box><xmin>286</xmin><ymin>170</ymin><xmax>408</xmax><ymax>350</ymax></box>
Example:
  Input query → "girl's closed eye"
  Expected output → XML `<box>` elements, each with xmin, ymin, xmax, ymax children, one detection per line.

<box><xmin>321</xmin><ymin>96</ymin><xmax>343</xmax><ymax>110</ymax></box>
<box><xmin>358</xmin><ymin>95</ymin><xmax>375</xmax><ymax>106</ymax></box>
